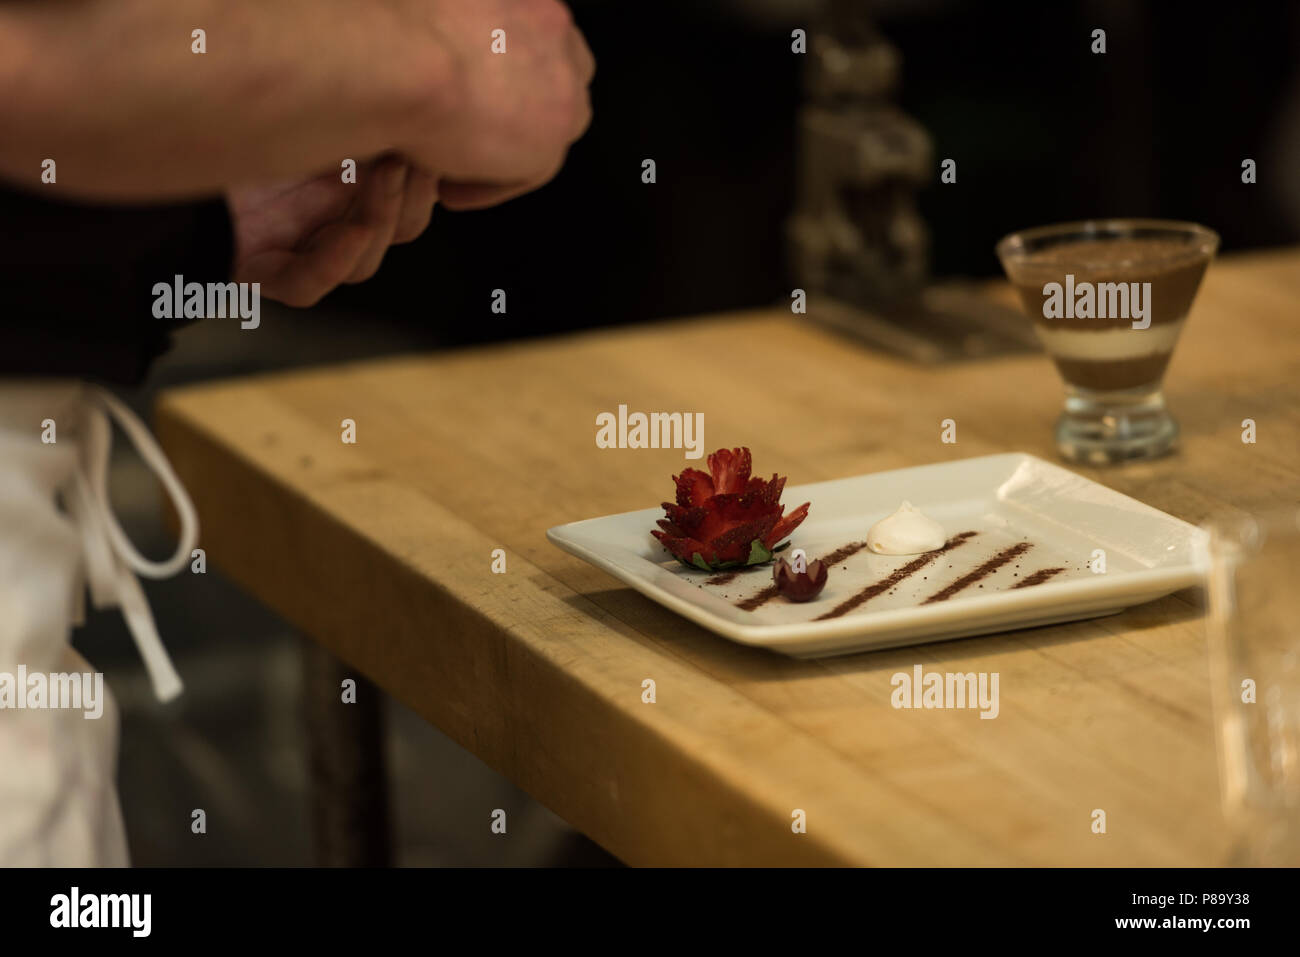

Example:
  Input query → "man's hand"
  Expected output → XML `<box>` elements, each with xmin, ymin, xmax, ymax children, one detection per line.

<box><xmin>228</xmin><ymin>156</ymin><xmax>438</xmax><ymax>308</ymax></box>
<box><xmin>0</xmin><ymin>0</ymin><xmax>595</xmax><ymax>204</ymax></box>
<box><xmin>0</xmin><ymin>0</ymin><xmax>594</xmax><ymax>306</ymax></box>
<box><xmin>396</xmin><ymin>0</ymin><xmax>596</xmax><ymax>209</ymax></box>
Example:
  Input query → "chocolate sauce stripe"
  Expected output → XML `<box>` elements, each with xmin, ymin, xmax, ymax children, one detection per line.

<box><xmin>922</xmin><ymin>542</ymin><xmax>1032</xmax><ymax>604</ymax></box>
<box><xmin>811</xmin><ymin>532</ymin><xmax>979</xmax><ymax>621</ymax></box>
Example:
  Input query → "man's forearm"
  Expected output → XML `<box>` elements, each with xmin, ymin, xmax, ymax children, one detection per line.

<box><xmin>0</xmin><ymin>0</ymin><xmax>443</xmax><ymax>200</ymax></box>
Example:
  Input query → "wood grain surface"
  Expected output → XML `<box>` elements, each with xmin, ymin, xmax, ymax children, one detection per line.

<box><xmin>154</xmin><ymin>248</ymin><xmax>1300</xmax><ymax>866</ymax></box>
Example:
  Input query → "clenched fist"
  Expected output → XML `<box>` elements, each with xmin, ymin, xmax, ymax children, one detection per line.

<box><xmin>1</xmin><ymin>0</ymin><xmax>596</xmax><ymax>304</ymax></box>
<box><xmin>225</xmin><ymin>0</ymin><xmax>595</xmax><ymax>304</ymax></box>
<box><xmin>395</xmin><ymin>0</ymin><xmax>596</xmax><ymax>208</ymax></box>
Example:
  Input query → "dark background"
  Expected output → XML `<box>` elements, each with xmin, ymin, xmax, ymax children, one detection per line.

<box><xmin>70</xmin><ymin>0</ymin><xmax>1300</xmax><ymax>866</ymax></box>
<box><xmin>324</xmin><ymin>0</ymin><xmax>1300</xmax><ymax>349</ymax></box>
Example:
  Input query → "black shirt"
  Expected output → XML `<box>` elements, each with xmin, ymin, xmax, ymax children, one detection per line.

<box><xmin>0</xmin><ymin>185</ymin><xmax>234</xmax><ymax>385</ymax></box>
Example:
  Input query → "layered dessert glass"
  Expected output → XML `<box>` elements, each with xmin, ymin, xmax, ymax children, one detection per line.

<box><xmin>997</xmin><ymin>219</ymin><xmax>1218</xmax><ymax>464</ymax></box>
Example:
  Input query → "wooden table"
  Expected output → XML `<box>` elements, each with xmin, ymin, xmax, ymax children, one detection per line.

<box><xmin>155</xmin><ymin>248</ymin><xmax>1300</xmax><ymax>866</ymax></box>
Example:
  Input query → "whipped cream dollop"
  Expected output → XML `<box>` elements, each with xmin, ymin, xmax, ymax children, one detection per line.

<box><xmin>866</xmin><ymin>501</ymin><xmax>945</xmax><ymax>555</ymax></box>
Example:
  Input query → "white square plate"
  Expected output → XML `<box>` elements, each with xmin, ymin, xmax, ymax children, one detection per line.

<box><xmin>546</xmin><ymin>453</ymin><xmax>1206</xmax><ymax>658</ymax></box>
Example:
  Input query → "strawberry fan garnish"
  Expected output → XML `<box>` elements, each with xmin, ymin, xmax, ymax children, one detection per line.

<box><xmin>652</xmin><ymin>447</ymin><xmax>811</xmax><ymax>572</ymax></box>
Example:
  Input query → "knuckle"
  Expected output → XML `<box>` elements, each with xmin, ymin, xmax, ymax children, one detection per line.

<box><xmin>575</xmin><ymin>88</ymin><xmax>593</xmax><ymax>135</ymax></box>
<box><xmin>550</xmin><ymin>68</ymin><xmax>584</xmax><ymax>126</ymax></box>
<box><xmin>534</xmin><ymin>0</ymin><xmax>574</xmax><ymax>33</ymax></box>
<box><xmin>397</xmin><ymin>211</ymin><xmax>433</xmax><ymax>243</ymax></box>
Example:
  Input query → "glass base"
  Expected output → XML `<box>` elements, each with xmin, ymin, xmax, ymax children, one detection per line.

<box><xmin>1055</xmin><ymin>384</ymin><xmax>1178</xmax><ymax>465</ymax></box>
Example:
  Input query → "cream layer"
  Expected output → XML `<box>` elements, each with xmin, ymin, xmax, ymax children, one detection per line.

<box><xmin>1033</xmin><ymin>318</ymin><xmax>1186</xmax><ymax>360</ymax></box>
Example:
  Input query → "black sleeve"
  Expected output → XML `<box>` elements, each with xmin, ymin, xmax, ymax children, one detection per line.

<box><xmin>0</xmin><ymin>186</ymin><xmax>234</xmax><ymax>386</ymax></box>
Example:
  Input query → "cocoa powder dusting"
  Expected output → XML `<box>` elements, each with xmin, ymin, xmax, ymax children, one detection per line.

<box><xmin>922</xmin><ymin>542</ymin><xmax>1032</xmax><ymax>604</ymax></box>
<box><xmin>819</xmin><ymin>541</ymin><xmax>869</xmax><ymax>566</ymax></box>
<box><xmin>812</xmin><ymin>532</ymin><xmax>979</xmax><ymax>621</ymax></box>
<box><xmin>736</xmin><ymin>584</ymin><xmax>780</xmax><ymax>612</ymax></box>
<box><xmin>733</xmin><ymin>541</ymin><xmax>868</xmax><ymax>612</ymax></box>
<box><xmin>1011</xmin><ymin>567</ymin><xmax>1065</xmax><ymax>589</ymax></box>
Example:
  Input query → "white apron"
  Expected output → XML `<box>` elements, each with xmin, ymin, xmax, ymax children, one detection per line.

<box><xmin>0</xmin><ymin>382</ymin><xmax>197</xmax><ymax>866</ymax></box>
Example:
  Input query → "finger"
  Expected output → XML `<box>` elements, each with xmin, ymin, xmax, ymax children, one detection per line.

<box><xmin>437</xmin><ymin>179</ymin><xmax>532</xmax><ymax>211</ymax></box>
<box><xmin>345</xmin><ymin>159</ymin><xmax>408</xmax><ymax>283</ymax></box>
<box><xmin>438</xmin><ymin>152</ymin><xmax>568</xmax><ymax>211</ymax></box>
<box><xmin>568</xmin><ymin>26</ymin><xmax>596</xmax><ymax>85</ymax></box>
<box><xmin>240</xmin><ymin>221</ymin><xmax>373</xmax><ymax>307</ymax></box>
<box><xmin>571</xmin><ymin>84</ymin><xmax>593</xmax><ymax>141</ymax></box>
<box><xmin>229</xmin><ymin>173</ymin><xmax>358</xmax><ymax>254</ymax></box>
<box><xmin>393</xmin><ymin>167</ymin><xmax>439</xmax><ymax>244</ymax></box>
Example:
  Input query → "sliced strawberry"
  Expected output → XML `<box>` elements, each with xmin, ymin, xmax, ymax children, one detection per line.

<box><xmin>765</xmin><ymin>501</ymin><xmax>810</xmax><ymax>548</ymax></box>
<box><xmin>674</xmin><ymin>468</ymin><xmax>715</xmax><ymax>507</ymax></box>
<box><xmin>652</xmin><ymin>449</ymin><xmax>810</xmax><ymax>571</ymax></box>
<box><xmin>651</xmin><ymin>530</ymin><xmax>717</xmax><ymax>566</ymax></box>
<box><xmin>707</xmin><ymin>447</ymin><xmax>751</xmax><ymax>495</ymax></box>
<box><xmin>660</xmin><ymin>503</ymin><xmax>710</xmax><ymax>536</ymax></box>
<box><xmin>710</xmin><ymin>515</ymin><xmax>780</xmax><ymax>563</ymax></box>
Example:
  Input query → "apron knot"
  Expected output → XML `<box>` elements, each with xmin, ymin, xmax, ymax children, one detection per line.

<box><xmin>64</xmin><ymin>387</ymin><xmax>199</xmax><ymax>702</ymax></box>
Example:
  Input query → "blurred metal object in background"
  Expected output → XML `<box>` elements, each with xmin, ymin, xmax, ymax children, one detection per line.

<box><xmin>787</xmin><ymin>0</ymin><xmax>1037</xmax><ymax>361</ymax></box>
<box><xmin>788</xmin><ymin>1</ymin><xmax>930</xmax><ymax>304</ymax></box>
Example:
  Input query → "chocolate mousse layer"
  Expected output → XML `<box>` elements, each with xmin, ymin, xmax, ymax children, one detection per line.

<box><xmin>1051</xmin><ymin>352</ymin><xmax>1175</xmax><ymax>391</ymax></box>
<box><xmin>1010</xmin><ymin>237</ymin><xmax>1209</xmax><ymax>331</ymax></box>
<box><xmin>1008</xmin><ymin>236</ymin><xmax>1211</xmax><ymax>391</ymax></box>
